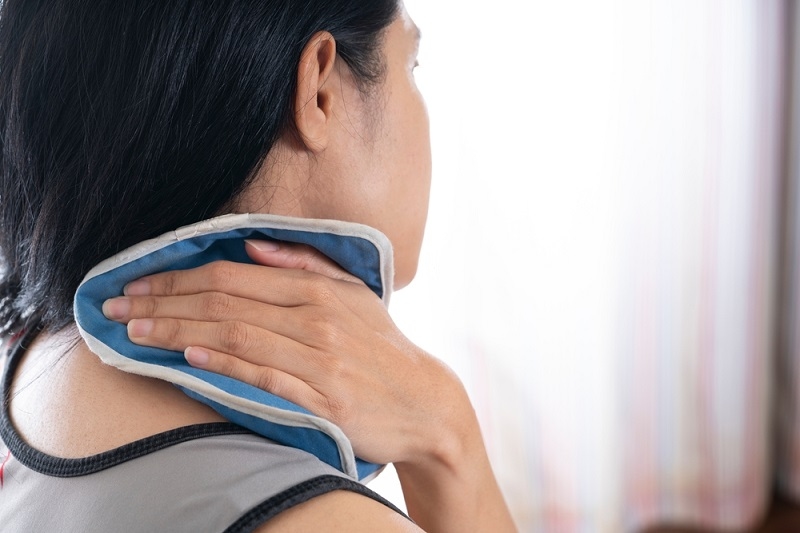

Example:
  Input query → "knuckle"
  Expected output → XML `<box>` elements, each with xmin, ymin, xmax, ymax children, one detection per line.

<box><xmin>141</xmin><ymin>296</ymin><xmax>160</xmax><ymax>317</ymax></box>
<box><xmin>216</xmin><ymin>355</ymin><xmax>238</xmax><ymax>379</ymax></box>
<box><xmin>206</xmin><ymin>261</ymin><xmax>236</xmax><ymax>291</ymax></box>
<box><xmin>154</xmin><ymin>318</ymin><xmax>182</xmax><ymax>343</ymax></box>
<box><xmin>202</xmin><ymin>292</ymin><xmax>234</xmax><ymax>321</ymax></box>
<box><xmin>160</xmin><ymin>273</ymin><xmax>177</xmax><ymax>296</ymax></box>
<box><xmin>306</xmin><ymin>345</ymin><xmax>345</xmax><ymax>379</ymax></box>
<box><xmin>218</xmin><ymin>321</ymin><xmax>251</xmax><ymax>354</ymax></box>
<box><xmin>317</xmin><ymin>394</ymin><xmax>349</xmax><ymax>424</ymax></box>
<box><xmin>254</xmin><ymin>369</ymin><xmax>280</xmax><ymax>394</ymax></box>
<box><xmin>321</xmin><ymin>353</ymin><xmax>345</xmax><ymax>378</ymax></box>
<box><xmin>303</xmin><ymin>277</ymin><xmax>338</xmax><ymax>306</ymax></box>
<box><xmin>308</xmin><ymin>316</ymin><xmax>339</xmax><ymax>347</ymax></box>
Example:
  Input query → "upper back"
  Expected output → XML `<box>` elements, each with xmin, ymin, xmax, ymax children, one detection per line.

<box><xmin>1</xmin><ymin>331</ymin><xmax>414</xmax><ymax>532</ymax></box>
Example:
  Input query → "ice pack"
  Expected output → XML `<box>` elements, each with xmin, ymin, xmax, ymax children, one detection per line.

<box><xmin>74</xmin><ymin>213</ymin><xmax>394</xmax><ymax>481</ymax></box>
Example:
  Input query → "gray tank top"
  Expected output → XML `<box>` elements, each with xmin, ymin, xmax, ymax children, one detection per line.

<box><xmin>0</xmin><ymin>332</ymin><xmax>407</xmax><ymax>532</ymax></box>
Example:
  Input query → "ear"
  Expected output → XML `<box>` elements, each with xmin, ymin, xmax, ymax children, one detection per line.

<box><xmin>294</xmin><ymin>32</ymin><xmax>338</xmax><ymax>153</ymax></box>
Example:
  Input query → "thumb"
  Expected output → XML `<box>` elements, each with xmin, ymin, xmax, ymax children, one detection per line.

<box><xmin>244</xmin><ymin>239</ymin><xmax>364</xmax><ymax>285</ymax></box>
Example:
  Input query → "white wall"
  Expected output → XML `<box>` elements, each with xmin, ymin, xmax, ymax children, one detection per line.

<box><xmin>371</xmin><ymin>1</ymin><xmax>787</xmax><ymax>531</ymax></box>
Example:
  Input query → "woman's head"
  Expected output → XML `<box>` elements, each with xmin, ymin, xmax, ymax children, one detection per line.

<box><xmin>236</xmin><ymin>8</ymin><xmax>430</xmax><ymax>290</ymax></box>
<box><xmin>0</xmin><ymin>0</ymin><xmax>430</xmax><ymax>336</ymax></box>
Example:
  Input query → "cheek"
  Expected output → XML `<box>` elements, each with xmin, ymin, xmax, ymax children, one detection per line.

<box><xmin>402</xmin><ymin>92</ymin><xmax>432</xmax><ymax>214</ymax></box>
<box><xmin>327</xmin><ymin>82</ymin><xmax>431</xmax><ymax>286</ymax></box>
<box><xmin>384</xmin><ymin>93</ymin><xmax>431</xmax><ymax>287</ymax></box>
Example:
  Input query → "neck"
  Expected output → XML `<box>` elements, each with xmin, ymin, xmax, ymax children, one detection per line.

<box><xmin>7</xmin><ymin>325</ymin><xmax>227</xmax><ymax>458</ymax></box>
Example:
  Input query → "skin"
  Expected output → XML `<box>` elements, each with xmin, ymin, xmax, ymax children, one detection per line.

<box><xmin>7</xmin><ymin>7</ymin><xmax>516</xmax><ymax>533</ymax></box>
<box><xmin>235</xmin><ymin>7</ymin><xmax>430</xmax><ymax>289</ymax></box>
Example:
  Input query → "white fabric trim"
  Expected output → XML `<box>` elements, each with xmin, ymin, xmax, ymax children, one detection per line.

<box><xmin>76</xmin><ymin>213</ymin><xmax>397</xmax><ymax>480</ymax></box>
<box><xmin>80</xmin><ymin>213</ymin><xmax>394</xmax><ymax>305</ymax></box>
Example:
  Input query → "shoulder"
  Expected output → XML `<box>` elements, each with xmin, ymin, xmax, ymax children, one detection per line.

<box><xmin>253</xmin><ymin>489</ymin><xmax>423</xmax><ymax>533</ymax></box>
<box><xmin>2</xmin><ymin>333</ymin><xmax>418</xmax><ymax>532</ymax></box>
<box><xmin>8</xmin><ymin>332</ymin><xmax>230</xmax><ymax>458</ymax></box>
<box><xmin>218</xmin><ymin>462</ymin><xmax>418</xmax><ymax>532</ymax></box>
<box><xmin>2</xmin><ymin>424</ymin><xmax>416</xmax><ymax>532</ymax></box>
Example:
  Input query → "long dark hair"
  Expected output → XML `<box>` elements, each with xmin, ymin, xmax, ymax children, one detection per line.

<box><xmin>0</xmin><ymin>0</ymin><xmax>399</xmax><ymax>336</ymax></box>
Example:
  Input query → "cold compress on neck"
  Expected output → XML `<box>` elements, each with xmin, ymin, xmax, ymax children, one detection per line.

<box><xmin>73</xmin><ymin>213</ymin><xmax>394</xmax><ymax>482</ymax></box>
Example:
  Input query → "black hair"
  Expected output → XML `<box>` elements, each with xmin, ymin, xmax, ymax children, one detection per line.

<box><xmin>0</xmin><ymin>0</ymin><xmax>399</xmax><ymax>336</ymax></box>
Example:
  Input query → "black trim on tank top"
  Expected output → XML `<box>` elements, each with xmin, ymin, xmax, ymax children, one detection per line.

<box><xmin>1</xmin><ymin>327</ymin><xmax>249</xmax><ymax>477</ymax></box>
<box><xmin>224</xmin><ymin>474</ymin><xmax>411</xmax><ymax>533</ymax></box>
<box><xmin>2</xmin><ymin>327</ymin><xmax>413</xmax><ymax>526</ymax></box>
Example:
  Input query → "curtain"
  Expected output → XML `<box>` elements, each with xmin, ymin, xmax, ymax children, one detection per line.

<box><xmin>372</xmin><ymin>1</ymin><xmax>792</xmax><ymax>531</ymax></box>
<box><xmin>778</xmin><ymin>0</ymin><xmax>800</xmax><ymax>510</ymax></box>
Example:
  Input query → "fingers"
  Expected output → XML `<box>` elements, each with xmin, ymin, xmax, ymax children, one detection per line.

<box><xmin>126</xmin><ymin>317</ymin><xmax>322</xmax><ymax>380</ymax></box>
<box><xmin>117</xmin><ymin>240</ymin><xmax>371</xmax><ymax>313</ymax></box>
<box><xmin>123</xmin><ymin>259</ymin><xmax>345</xmax><ymax>308</ymax></box>
<box><xmin>244</xmin><ymin>240</ymin><xmax>365</xmax><ymax>286</ymax></box>
<box><xmin>184</xmin><ymin>346</ymin><xmax>325</xmax><ymax>414</ymax></box>
<box><xmin>124</xmin><ymin>260</ymin><xmax>302</xmax><ymax>304</ymax></box>
<box><xmin>102</xmin><ymin>292</ymin><xmax>308</xmax><ymax>342</ymax></box>
<box><xmin>97</xmin><ymin>239</ymin><xmax>385</xmax><ymax>418</ymax></box>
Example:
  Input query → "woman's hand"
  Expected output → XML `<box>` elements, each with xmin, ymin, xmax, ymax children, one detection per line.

<box><xmin>103</xmin><ymin>240</ymin><xmax>517</xmax><ymax>532</ymax></box>
<box><xmin>101</xmin><ymin>240</ymin><xmax>475</xmax><ymax>467</ymax></box>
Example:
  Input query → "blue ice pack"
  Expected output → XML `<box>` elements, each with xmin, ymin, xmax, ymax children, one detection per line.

<box><xmin>73</xmin><ymin>213</ymin><xmax>394</xmax><ymax>481</ymax></box>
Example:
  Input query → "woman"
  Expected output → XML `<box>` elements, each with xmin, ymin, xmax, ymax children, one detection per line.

<box><xmin>0</xmin><ymin>0</ymin><xmax>515</xmax><ymax>531</ymax></box>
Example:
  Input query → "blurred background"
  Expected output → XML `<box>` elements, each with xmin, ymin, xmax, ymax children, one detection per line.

<box><xmin>369</xmin><ymin>1</ymin><xmax>800</xmax><ymax>531</ymax></box>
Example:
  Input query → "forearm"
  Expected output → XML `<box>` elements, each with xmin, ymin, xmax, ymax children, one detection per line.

<box><xmin>394</xmin><ymin>401</ymin><xmax>517</xmax><ymax>533</ymax></box>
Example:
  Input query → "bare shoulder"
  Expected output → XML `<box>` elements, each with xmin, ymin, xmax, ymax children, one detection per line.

<box><xmin>254</xmin><ymin>490</ymin><xmax>424</xmax><ymax>533</ymax></box>
<box><xmin>9</xmin><ymin>332</ymin><xmax>227</xmax><ymax>457</ymax></box>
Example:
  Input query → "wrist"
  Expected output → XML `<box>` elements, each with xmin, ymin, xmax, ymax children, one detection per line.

<box><xmin>393</xmin><ymin>397</ymin><xmax>513</xmax><ymax>533</ymax></box>
<box><xmin>396</xmin><ymin>367</ymin><xmax>484</xmax><ymax>475</ymax></box>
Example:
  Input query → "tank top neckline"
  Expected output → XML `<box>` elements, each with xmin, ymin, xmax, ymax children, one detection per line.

<box><xmin>1</xmin><ymin>327</ymin><xmax>251</xmax><ymax>477</ymax></box>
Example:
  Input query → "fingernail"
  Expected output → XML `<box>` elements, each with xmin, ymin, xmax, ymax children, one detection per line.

<box><xmin>128</xmin><ymin>319</ymin><xmax>153</xmax><ymax>338</ymax></box>
<box><xmin>245</xmin><ymin>239</ymin><xmax>280</xmax><ymax>252</ymax></box>
<box><xmin>102</xmin><ymin>297</ymin><xmax>130</xmax><ymax>320</ymax></box>
<box><xmin>185</xmin><ymin>347</ymin><xmax>210</xmax><ymax>367</ymax></box>
<box><xmin>124</xmin><ymin>279</ymin><xmax>151</xmax><ymax>296</ymax></box>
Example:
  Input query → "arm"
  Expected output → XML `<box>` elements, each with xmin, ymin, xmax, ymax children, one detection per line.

<box><xmin>254</xmin><ymin>490</ymin><xmax>424</xmax><ymax>533</ymax></box>
<box><xmin>104</xmin><ymin>242</ymin><xmax>516</xmax><ymax>532</ymax></box>
<box><xmin>395</xmin><ymin>400</ymin><xmax>516</xmax><ymax>533</ymax></box>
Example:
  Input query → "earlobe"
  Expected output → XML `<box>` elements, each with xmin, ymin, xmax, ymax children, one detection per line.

<box><xmin>294</xmin><ymin>32</ymin><xmax>338</xmax><ymax>153</ymax></box>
